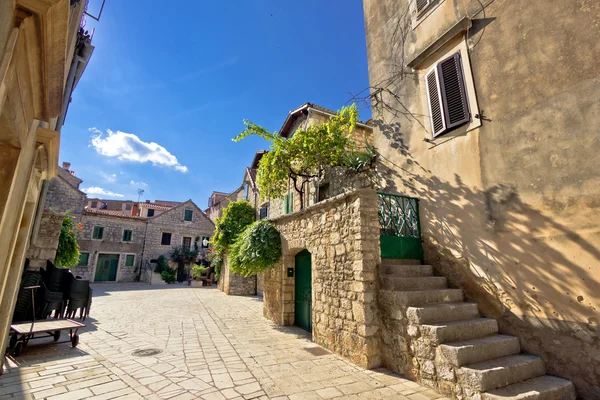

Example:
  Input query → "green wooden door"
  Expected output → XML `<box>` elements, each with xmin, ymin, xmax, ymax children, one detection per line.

<box><xmin>95</xmin><ymin>254</ymin><xmax>119</xmax><ymax>282</ymax></box>
<box><xmin>294</xmin><ymin>250</ymin><xmax>312</xmax><ymax>332</ymax></box>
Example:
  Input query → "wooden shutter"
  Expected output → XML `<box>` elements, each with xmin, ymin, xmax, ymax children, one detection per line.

<box><xmin>425</xmin><ymin>67</ymin><xmax>446</xmax><ymax>137</ymax></box>
<box><xmin>438</xmin><ymin>52</ymin><xmax>470</xmax><ymax>130</ymax></box>
<box><xmin>416</xmin><ymin>0</ymin><xmax>430</xmax><ymax>13</ymax></box>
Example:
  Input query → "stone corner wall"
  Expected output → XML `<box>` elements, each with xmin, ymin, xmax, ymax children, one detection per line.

<box><xmin>265</xmin><ymin>188</ymin><xmax>382</xmax><ymax>369</ymax></box>
<box><xmin>26</xmin><ymin>211</ymin><xmax>64</xmax><ymax>270</ymax></box>
<box><xmin>219</xmin><ymin>254</ymin><xmax>257</xmax><ymax>296</ymax></box>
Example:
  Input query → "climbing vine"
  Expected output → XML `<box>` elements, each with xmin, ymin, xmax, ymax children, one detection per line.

<box><xmin>229</xmin><ymin>220</ymin><xmax>282</xmax><ymax>277</ymax></box>
<box><xmin>55</xmin><ymin>213</ymin><xmax>80</xmax><ymax>268</ymax></box>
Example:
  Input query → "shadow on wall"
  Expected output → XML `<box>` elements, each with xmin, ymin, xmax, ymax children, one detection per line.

<box><xmin>375</xmin><ymin>119</ymin><xmax>600</xmax><ymax>397</ymax></box>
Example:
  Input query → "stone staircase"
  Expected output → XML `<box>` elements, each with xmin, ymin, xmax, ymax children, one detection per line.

<box><xmin>378</xmin><ymin>258</ymin><xmax>576</xmax><ymax>400</ymax></box>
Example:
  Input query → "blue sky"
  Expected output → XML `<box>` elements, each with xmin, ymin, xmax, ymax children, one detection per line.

<box><xmin>62</xmin><ymin>0</ymin><xmax>371</xmax><ymax>208</ymax></box>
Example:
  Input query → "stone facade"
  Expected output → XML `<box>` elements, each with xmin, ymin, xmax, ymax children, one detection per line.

<box><xmin>25</xmin><ymin>212</ymin><xmax>64</xmax><ymax>270</ymax></box>
<box><xmin>263</xmin><ymin>189</ymin><xmax>381</xmax><ymax>369</ymax></box>
<box><xmin>142</xmin><ymin>200</ymin><xmax>215</xmax><ymax>280</ymax></box>
<box><xmin>364</xmin><ymin>0</ymin><xmax>599</xmax><ymax>397</ymax></box>
<box><xmin>74</xmin><ymin>213</ymin><xmax>147</xmax><ymax>282</ymax></box>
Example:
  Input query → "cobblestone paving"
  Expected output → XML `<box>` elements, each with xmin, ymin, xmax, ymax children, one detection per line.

<box><xmin>1</xmin><ymin>284</ymin><xmax>447</xmax><ymax>400</ymax></box>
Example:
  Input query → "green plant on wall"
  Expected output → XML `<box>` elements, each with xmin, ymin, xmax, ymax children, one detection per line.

<box><xmin>233</xmin><ymin>104</ymin><xmax>362</xmax><ymax>208</ymax></box>
<box><xmin>212</xmin><ymin>200</ymin><xmax>256</xmax><ymax>248</ymax></box>
<box><xmin>229</xmin><ymin>220</ymin><xmax>282</xmax><ymax>277</ymax></box>
<box><xmin>169</xmin><ymin>237</ymin><xmax>200</xmax><ymax>282</ymax></box>
<box><xmin>207</xmin><ymin>245</ymin><xmax>224</xmax><ymax>280</ymax></box>
<box><xmin>55</xmin><ymin>213</ymin><xmax>80</xmax><ymax>268</ymax></box>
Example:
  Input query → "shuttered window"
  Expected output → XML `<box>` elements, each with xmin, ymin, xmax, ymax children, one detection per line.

<box><xmin>125</xmin><ymin>255</ymin><xmax>135</xmax><ymax>267</ymax></box>
<box><xmin>284</xmin><ymin>193</ymin><xmax>293</xmax><ymax>215</ymax></box>
<box><xmin>122</xmin><ymin>229</ymin><xmax>132</xmax><ymax>242</ymax></box>
<box><xmin>416</xmin><ymin>0</ymin><xmax>431</xmax><ymax>13</ymax></box>
<box><xmin>425</xmin><ymin>52</ymin><xmax>470</xmax><ymax>138</ymax></box>
<box><xmin>92</xmin><ymin>226</ymin><xmax>104</xmax><ymax>240</ymax></box>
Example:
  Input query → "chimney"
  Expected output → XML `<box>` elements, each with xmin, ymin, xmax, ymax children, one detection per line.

<box><xmin>145</xmin><ymin>200</ymin><xmax>150</xmax><ymax>204</ymax></box>
<box><xmin>62</xmin><ymin>162</ymin><xmax>71</xmax><ymax>170</ymax></box>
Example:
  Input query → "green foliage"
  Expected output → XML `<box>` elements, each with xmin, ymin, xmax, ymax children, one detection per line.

<box><xmin>154</xmin><ymin>255</ymin><xmax>170</xmax><ymax>274</ymax></box>
<box><xmin>191</xmin><ymin>264</ymin><xmax>209</xmax><ymax>279</ymax></box>
<box><xmin>344</xmin><ymin>144</ymin><xmax>377</xmax><ymax>173</ymax></box>
<box><xmin>55</xmin><ymin>213</ymin><xmax>80</xmax><ymax>269</ymax></box>
<box><xmin>233</xmin><ymin>104</ymin><xmax>360</xmax><ymax>202</ymax></box>
<box><xmin>161</xmin><ymin>270</ymin><xmax>176</xmax><ymax>284</ymax></box>
<box><xmin>212</xmin><ymin>200</ymin><xmax>255</xmax><ymax>248</ymax></box>
<box><xmin>207</xmin><ymin>246</ymin><xmax>224</xmax><ymax>280</ymax></box>
<box><xmin>229</xmin><ymin>220</ymin><xmax>282</xmax><ymax>277</ymax></box>
<box><xmin>169</xmin><ymin>245</ymin><xmax>199</xmax><ymax>265</ymax></box>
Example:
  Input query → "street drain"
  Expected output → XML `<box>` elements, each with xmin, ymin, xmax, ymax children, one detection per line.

<box><xmin>303</xmin><ymin>347</ymin><xmax>330</xmax><ymax>356</ymax></box>
<box><xmin>132</xmin><ymin>348</ymin><xmax>162</xmax><ymax>357</ymax></box>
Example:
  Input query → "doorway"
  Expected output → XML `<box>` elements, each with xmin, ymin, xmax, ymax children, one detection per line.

<box><xmin>95</xmin><ymin>254</ymin><xmax>119</xmax><ymax>282</ymax></box>
<box><xmin>294</xmin><ymin>249</ymin><xmax>312</xmax><ymax>332</ymax></box>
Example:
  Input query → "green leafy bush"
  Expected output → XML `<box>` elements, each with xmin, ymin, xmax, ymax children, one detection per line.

<box><xmin>161</xmin><ymin>270</ymin><xmax>176</xmax><ymax>284</ymax></box>
<box><xmin>207</xmin><ymin>246</ymin><xmax>224</xmax><ymax>280</ymax></box>
<box><xmin>191</xmin><ymin>264</ymin><xmax>209</xmax><ymax>279</ymax></box>
<box><xmin>229</xmin><ymin>220</ymin><xmax>282</xmax><ymax>277</ymax></box>
<box><xmin>154</xmin><ymin>255</ymin><xmax>169</xmax><ymax>274</ymax></box>
<box><xmin>212</xmin><ymin>200</ymin><xmax>255</xmax><ymax>248</ymax></box>
<box><xmin>344</xmin><ymin>144</ymin><xmax>377</xmax><ymax>173</ymax></box>
<box><xmin>55</xmin><ymin>213</ymin><xmax>80</xmax><ymax>268</ymax></box>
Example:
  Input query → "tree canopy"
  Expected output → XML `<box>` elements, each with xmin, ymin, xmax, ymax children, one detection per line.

<box><xmin>233</xmin><ymin>104</ymin><xmax>360</xmax><ymax>207</ymax></box>
<box><xmin>55</xmin><ymin>213</ymin><xmax>80</xmax><ymax>268</ymax></box>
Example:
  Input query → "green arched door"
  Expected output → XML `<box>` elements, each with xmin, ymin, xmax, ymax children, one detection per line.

<box><xmin>294</xmin><ymin>250</ymin><xmax>312</xmax><ymax>332</ymax></box>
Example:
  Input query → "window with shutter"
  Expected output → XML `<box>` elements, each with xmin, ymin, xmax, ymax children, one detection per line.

<box><xmin>416</xmin><ymin>0</ymin><xmax>430</xmax><ymax>13</ymax></box>
<box><xmin>425</xmin><ymin>52</ymin><xmax>470</xmax><ymax>138</ymax></box>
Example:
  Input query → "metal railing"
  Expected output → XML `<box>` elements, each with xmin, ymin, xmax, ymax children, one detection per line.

<box><xmin>377</xmin><ymin>192</ymin><xmax>421</xmax><ymax>239</ymax></box>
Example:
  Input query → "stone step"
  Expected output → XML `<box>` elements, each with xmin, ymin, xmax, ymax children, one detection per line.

<box><xmin>380</xmin><ymin>289</ymin><xmax>463</xmax><ymax>307</ymax></box>
<box><xmin>420</xmin><ymin>318</ymin><xmax>498</xmax><ymax>345</ymax></box>
<box><xmin>482</xmin><ymin>375</ymin><xmax>576</xmax><ymax>400</ymax></box>
<box><xmin>381</xmin><ymin>258</ymin><xmax>422</xmax><ymax>266</ymax></box>
<box><xmin>407</xmin><ymin>302</ymin><xmax>480</xmax><ymax>324</ymax></box>
<box><xmin>458</xmin><ymin>354</ymin><xmax>546</xmax><ymax>392</ymax></box>
<box><xmin>381</xmin><ymin>264</ymin><xmax>433</xmax><ymax>277</ymax></box>
<box><xmin>380</xmin><ymin>276</ymin><xmax>448</xmax><ymax>291</ymax></box>
<box><xmin>438</xmin><ymin>335</ymin><xmax>521</xmax><ymax>366</ymax></box>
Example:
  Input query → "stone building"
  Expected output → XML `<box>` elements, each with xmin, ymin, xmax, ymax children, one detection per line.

<box><xmin>362</xmin><ymin>0</ymin><xmax>594</xmax><ymax>398</ymax></box>
<box><xmin>0</xmin><ymin>0</ymin><xmax>94</xmax><ymax>366</ymax></box>
<box><xmin>74</xmin><ymin>212</ymin><xmax>147</xmax><ymax>282</ymax></box>
<box><xmin>141</xmin><ymin>200</ymin><xmax>215</xmax><ymax>276</ymax></box>
<box><xmin>26</xmin><ymin>162</ymin><xmax>87</xmax><ymax>269</ymax></box>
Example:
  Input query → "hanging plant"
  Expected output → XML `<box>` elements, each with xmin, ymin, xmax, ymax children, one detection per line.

<box><xmin>55</xmin><ymin>213</ymin><xmax>80</xmax><ymax>268</ymax></box>
<box><xmin>229</xmin><ymin>220</ymin><xmax>282</xmax><ymax>277</ymax></box>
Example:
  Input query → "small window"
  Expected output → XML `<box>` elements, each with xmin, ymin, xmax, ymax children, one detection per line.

<box><xmin>92</xmin><ymin>226</ymin><xmax>104</xmax><ymax>240</ymax></box>
<box><xmin>416</xmin><ymin>0</ymin><xmax>438</xmax><ymax>15</ymax></box>
<box><xmin>90</xmin><ymin>201</ymin><xmax>97</xmax><ymax>208</ymax></box>
<box><xmin>161</xmin><ymin>232</ymin><xmax>172</xmax><ymax>246</ymax></box>
<box><xmin>318</xmin><ymin>183</ymin><xmax>330</xmax><ymax>203</ymax></box>
<box><xmin>125</xmin><ymin>254</ymin><xmax>135</xmax><ymax>267</ymax></box>
<box><xmin>182</xmin><ymin>236</ymin><xmax>192</xmax><ymax>251</ymax></box>
<box><xmin>425</xmin><ymin>52</ymin><xmax>470</xmax><ymax>138</ymax></box>
<box><xmin>147</xmin><ymin>209</ymin><xmax>155</xmax><ymax>217</ymax></box>
<box><xmin>122</xmin><ymin>229</ymin><xmax>132</xmax><ymax>242</ymax></box>
<box><xmin>243</xmin><ymin>183</ymin><xmax>249</xmax><ymax>200</ymax></box>
<box><xmin>78</xmin><ymin>253</ymin><xmax>89</xmax><ymax>266</ymax></box>
<box><xmin>125</xmin><ymin>203</ymin><xmax>132</xmax><ymax>211</ymax></box>
<box><xmin>284</xmin><ymin>193</ymin><xmax>293</xmax><ymax>215</ymax></box>
<box><xmin>201</xmin><ymin>236</ymin><xmax>210</xmax><ymax>248</ymax></box>
<box><xmin>184</xmin><ymin>209</ymin><xmax>193</xmax><ymax>221</ymax></box>
<box><xmin>259</xmin><ymin>206</ymin><xmax>268</xmax><ymax>219</ymax></box>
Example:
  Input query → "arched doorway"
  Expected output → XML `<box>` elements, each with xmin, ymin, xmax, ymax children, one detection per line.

<box><xmin>294</xmin><ymin>249</ymin><xmax>312</xmax><ymax>332</ymax></box>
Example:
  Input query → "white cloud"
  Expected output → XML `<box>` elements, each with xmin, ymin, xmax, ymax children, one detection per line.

<box><xmin>89</xmin><ymin>128</ymin><xmax>188</xmax><ymax>173</ymax></box>
<box><xmin>100</xmin><ymin>172</ymin><xmax>117</xmax><ymax>183</ymax></box>
<box><xmin>130</xmin><ymin>180</ymin><xmax>148</xmax><ymax>187</ymax></box>
<box><xmin>82</xmin><ymin>187</ymin><xmax>124</xmax><ymax>198</ymax></box>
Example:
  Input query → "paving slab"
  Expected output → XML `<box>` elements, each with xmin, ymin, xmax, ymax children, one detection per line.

<box><xmin>2</xmin><ymin>284</ymin><xmax>438</xmax><ymax>399</ymax></box>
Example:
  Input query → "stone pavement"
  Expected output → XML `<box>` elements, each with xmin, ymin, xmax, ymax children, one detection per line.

<box><xmin>1</xmin><ymin>284</ymin><xmax>447</xmax><ymax>400</ymax></box>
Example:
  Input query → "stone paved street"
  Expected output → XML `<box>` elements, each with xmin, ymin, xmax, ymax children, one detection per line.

<box><xmin>1</xmin><ymin>285</ymin><xmax>446</xmax><ymax>400</ymax></box>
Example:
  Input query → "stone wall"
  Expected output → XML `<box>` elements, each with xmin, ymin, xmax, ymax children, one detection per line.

<box><xmin>264</xmin><ymin>188</ymin><xmax>381</xmax><ymax>368</ymax></box>
<box><xmin>364</xmin><ymin>0</ymin><xmax>600</xmax><ymax>397</ymax></box>
<box><xmin>219</xmin><ymin>255</ymin><xmax>257</xmax><ymax>296</ymax></box>
<box><xmin>45</xmin><ymin>172</ymin><xmax>86</xmax><ymax>214</ymax></box>
<box><xmin>26</xmin><ymin>212</ymin><xmax>64</xmax><ymax>269</ymax></box>
<box><xmin>74</xmin><ymin>213</ymin><xmax>147</xmax><ymax>282</ymax></box>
